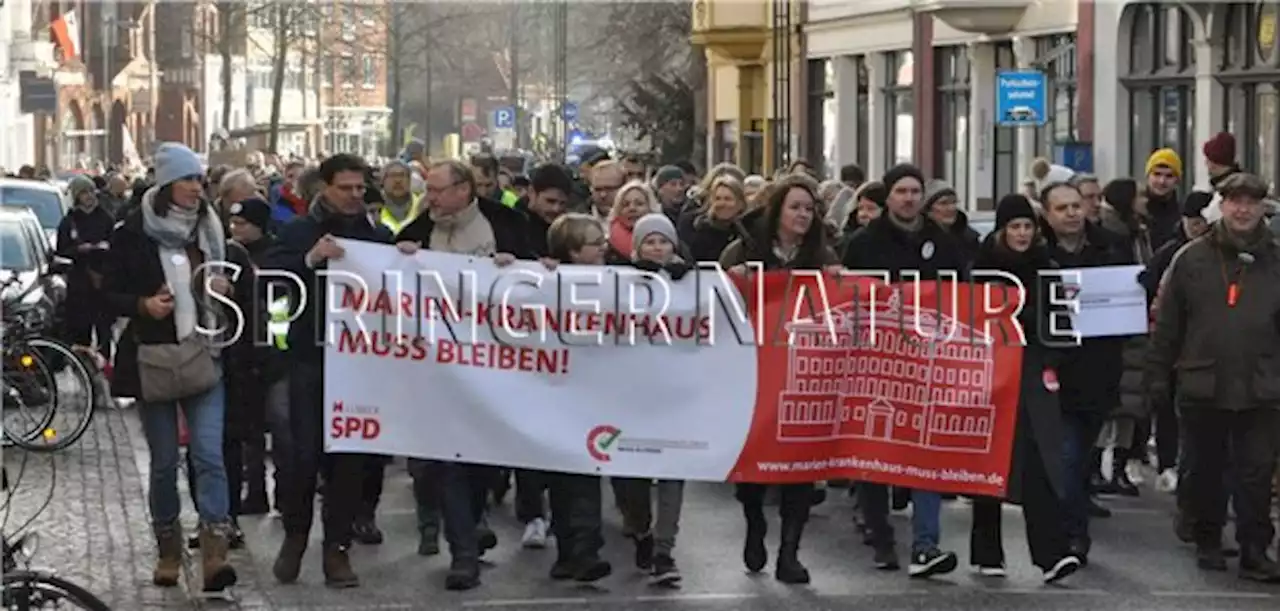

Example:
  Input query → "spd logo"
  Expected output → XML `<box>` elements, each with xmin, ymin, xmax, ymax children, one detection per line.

<box><xmin>586</xmin><ymin>425</ymin><xmax>622</xmax><ymax>462</ymax></box>
<box><xmin>329</xmin><ymin>400</ymin><xmax>382</xmax><ymax>440</ymax></box>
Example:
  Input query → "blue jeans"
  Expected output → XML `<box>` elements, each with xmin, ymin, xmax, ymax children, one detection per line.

<box><xmin>1061</xmin><ymin>410</ymin><xmax>1105</xmax><ymax>542</ymax></box>
<box><xmin>910</xmin><ymin>490</ymin><xmax>942</xmax><ymax>553</ymax></box>
<box><xmin>139</xmin><ymin>379</ymin><xmax>229</xmax><ymax>526</ymax></box>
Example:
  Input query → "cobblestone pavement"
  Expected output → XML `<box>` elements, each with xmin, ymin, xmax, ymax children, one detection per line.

<box><xmin>6</xmin><ymin>404</ymin><xmax>1280</xmax><ymax>611</ymax></box>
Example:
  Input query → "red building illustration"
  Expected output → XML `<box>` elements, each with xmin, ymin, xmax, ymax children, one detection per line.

<box><xmin>776</xmin><ymin>289</ymin><xmax>996</xmax><ymax>453</ymax></box>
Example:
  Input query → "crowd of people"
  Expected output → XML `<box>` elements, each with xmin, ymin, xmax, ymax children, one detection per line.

<box><xmin>6</xmin><ymin>130</ymin><xmax>1280</xmax><ymax>596</ymax></box>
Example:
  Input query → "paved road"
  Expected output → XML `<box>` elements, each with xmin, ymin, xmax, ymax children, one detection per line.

<box><xmin>4</xmin><ymin>405</ymin><xmax>1278</xmax><ymax>610</ymax></box>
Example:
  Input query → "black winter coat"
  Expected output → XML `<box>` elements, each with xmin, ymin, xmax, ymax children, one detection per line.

<box><xmin>973</xmin><ymin>237</ymin><xmax>1070</xmax><ymax>501</ymax></box>
<box><xmin>265</xmin><ymin>199</ymin><xmax>395</xmax><ymax>363</ymax></box>
<box><xmin>101</xmin><ymin>206</ymin><xmax>253</xmax><ymax>399</ymax></box>
<box><xmin>55</xmin><ymin>205</ymin><xmax>115</xmax><ymax>299</ymax></box>
<box><xmin>678</xmin><ymin>212</ymin><xmax>748</xmax><ymax>263</ymax></box>
<box><xmin>842</xmin><ymin>215</ymin><xmax>970</xmax><ymax>281</ymax></box>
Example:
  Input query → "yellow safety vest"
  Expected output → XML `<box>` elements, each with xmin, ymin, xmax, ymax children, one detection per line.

<box><xmin>379</xmin><ymin>193</ymin><xmax>424</xmax><ymax>235</ymax></box>
<box><xmin>268</xmin><ymin>297</ymin><xmax>291</xmax><ymax>351</ymax></box>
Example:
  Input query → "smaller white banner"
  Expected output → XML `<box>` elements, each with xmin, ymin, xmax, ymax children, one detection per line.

<box><xmin>1058</xmin><ymin>264</ymin><xmax>1148</xmax><ymax>338</ymax></box>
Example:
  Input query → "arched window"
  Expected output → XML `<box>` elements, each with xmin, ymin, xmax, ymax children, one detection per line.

<box><xmin>1219</xmin><ymin>2</ymin><xmax>1280</xmax><ymax>191</ymax></box>
<box><xmin>1123</xmin><ymin>3</ymin><xmax>1198</xmax><ymax>194</ymax></box>
<box><xmin>884</xmin><ymin>51</ymin><xmax>914</xmax><ymax>165</ymax></box>
<box><xmin>935</xmin><ymin>46</ymin><xmax>970</xmax><ymax>204</ymax></box>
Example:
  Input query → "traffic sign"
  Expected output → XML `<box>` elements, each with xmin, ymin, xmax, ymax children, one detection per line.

<box><xmin>995</xmin><ymin>70</ymin><xmax>1046</xmax><ymax>127</ymax></box>
<box><xmin>493</xmin><ymin>106</ymin><xmax>515</xmax><ymax>130</ymax></box>
<box><xmin>1054</xmin><ymin>141</ymin><xmax>1094</xmax><ymax>173</ymax></box>
<box><xmin>562</xmin><ymin>102</ymin><xmax>578</xmax><ymax>122</ymax></box>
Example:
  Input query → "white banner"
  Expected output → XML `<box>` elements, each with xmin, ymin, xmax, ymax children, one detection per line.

<box><xmin>1057</xmin><ymin>264</ymin><xmax>1147</xmax><ymax>337</ymax></box>
<box><xmin>322</xmin><ymin>240</ymin><xmax>759</xmax><ymax>481</ymax></box>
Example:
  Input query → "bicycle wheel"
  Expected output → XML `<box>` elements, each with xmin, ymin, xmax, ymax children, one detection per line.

<box><xmin>2</xmin><ymin>342</ymin><xmax>59</xmax><ymax>447</ymax></box>
<box><xmin>4</xmin><ymin>337</ymin><xmax>97</xmax><ymax>453</ymax></box>
<box><xmin>2</xmin><ymin>571</ymin><xmax>111</xmax><ymax>611</ymax></box>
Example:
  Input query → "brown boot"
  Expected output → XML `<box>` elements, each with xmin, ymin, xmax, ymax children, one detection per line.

<box><xmin>198</xmin><ymin>524</ymin><xmax>239</xmax><ymax>592</ymax></box>
<box><xmin>152</xmin><ymin>522</ymin><xmax>183</xmax><ymax>587</ymax></box>
<box><xmin>322</xmin><ymin>545</ymin><xmax>359</xmax><ymax>588</ymax></box>
<box><xmin>272</xmin><ymin>534</ymin><xmax>308</xmax><ymax>584</ymax></box>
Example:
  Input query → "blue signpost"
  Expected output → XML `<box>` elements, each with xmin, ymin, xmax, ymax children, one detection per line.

<box><xmin>562</xmin><ymin>102</ymin><xmax>579</xmax><ymax>123</ymax></box>
<box><xmin>493</xmin><ymin>106</ymin><xmax>515</xmax><ymax>130</ymax></box>
<box><xmin>995</xmin><ymin>70</ymin><xmax>1047</xmax><ymax>127</ymax></box>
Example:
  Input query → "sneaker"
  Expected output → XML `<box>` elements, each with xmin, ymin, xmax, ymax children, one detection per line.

<box><xmin>521</xmin><ymin>518</ymin><xmax>549</xmax><ymax>549</ymax></box>
<box><xmin>650</xmin><ymin>554</ymin><xmax>682</xmax><ymax>586</ymax></box>
<box><xmin>633</xmin><ymin>533</ymin><xmax>655</xmax><ymax>571</ymax></box>
<box><xmin>1043</xmin><ymin>556</ymin><xmax>1081</xmax><ymax>584</ymax></box>
<box><xmin>873</xmin><ymin>544</ymin><xmax>900</xmax><ymax>570</ymax></box>
<box><xmin>909</xmin><ymin>548</ymin><xmax>958</xmax><ymax>578</ymax></box>
<box><xmin>1156</xmin><ymin>468</ymin><xmax>1178</xmax><ymax>493</ymax></box>
<box><xmin>972</xmin><ymin>564</ymin><xmax>1006</xmax><ymax>577</ymax></box>
<box><xmin>1125</xmin><ymin>460</ymin><xmax>1146</xmax><ymax>486</ymax></box>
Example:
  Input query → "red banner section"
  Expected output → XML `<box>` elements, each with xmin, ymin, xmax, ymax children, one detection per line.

<box><xmin>731</xmin><ymin>274</ymin><xmax>1024</xmax><ymax>497</ymax></box>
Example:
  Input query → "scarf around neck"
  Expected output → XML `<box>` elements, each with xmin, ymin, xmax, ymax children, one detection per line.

<box><xmin>609</xmin><ymin>216</ymin><xmax>635</xmax><ymax>258</ymax></box>
<box><xmin>141</xmin><ymin>187</ymin><xmax>226</xmax><ymax>341</ymax></box>
<box><xmin>428</xmin><ymin>200</ymin><xmax>496</xmax><ymax>256</ymax></box>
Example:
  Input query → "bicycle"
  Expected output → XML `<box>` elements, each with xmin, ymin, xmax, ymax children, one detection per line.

<box><xmin>2</xmin><ymin>276</ymin><xmax>103</xmax><ymax>452</ymax></box>
<box><xmin>1</xmin><ymin>462</ymin><xmax>110</xmax><ymax>610</ymax></box>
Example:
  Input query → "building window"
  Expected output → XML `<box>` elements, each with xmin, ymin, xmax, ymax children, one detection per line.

<box><xmin>1219</xmin><ymin>2</ymin><xmax>1280</xmax><ymax>192</ymax></box>
<box><xmin>362</xmin><ymin>56</ymin><xmax>377</xmax><ymax>87</ymax></box>
<box><xmin>934</xmin><ymin>46</ymin><xmax>970</xmax><ymax>205</ymax></box>
<box><xmin>1031</xmin><ymin>34</ymin><xmax>1079</xmax><ymax>159</ymax></box>
<box><xmin>321</xmin><ymin>56</ymin><xmax>333</xmax><ymax>86</ymax></box>
<box><xmin>714</xmin><ymin>120</ymin><xmax>737</xmax><ymax>165</ymax></box>
<box><xmin>341</xmin><ymin>57</ymin><xmax>357</xmax><ymax>88</ymax></box>
<box><xmin>805</xmin><ymin>59</ymin><xmax>833</xmax><ymax>176</ymax></box>
<box><xmin>992</xmin><ymin>42</ymin><xmax>1018</xmax><ymax>202</ymax></box>
<box><xmin>743</xmin><ymin>119</ymin><xmax>765</xmax><ymax>175</ymax></box>
<box><xmin>883</xmin><ymin>51</ymin><xmax>914</xmax><ymax>165</ymax></box>
<box><xmin>1122</xmin><ymin>3</ymin><xmax>1197</xmax><ymax>193</ymax></box>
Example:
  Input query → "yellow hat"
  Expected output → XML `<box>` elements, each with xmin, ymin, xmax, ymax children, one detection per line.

<box><xmin>1145</xmin><ymin>148</ymin><xmax>1183</xmax><ymax>179</ymax></box>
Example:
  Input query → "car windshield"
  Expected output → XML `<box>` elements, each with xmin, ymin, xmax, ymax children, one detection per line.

<box><xmin>0</xmin><ymin>186</ymin><xmax>63</xmax><ymax>231</ymax></box>
<box><xmin>0</xmin><ymin>222</ymin><xmax>35</xmax><ymax>271</ymax></box>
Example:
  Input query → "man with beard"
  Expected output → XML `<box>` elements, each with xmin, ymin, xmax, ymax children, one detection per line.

<box><xmin>516</xmin><ymin>163</ymin><xmax>573</xmax><ymax>257</ymax></box>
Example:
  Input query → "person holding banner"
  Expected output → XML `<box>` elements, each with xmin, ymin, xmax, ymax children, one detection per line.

<box><xmin>1146</xmin><ymin>172</ymin><xmax>1280</xmax><ymax>582</ymax></box>
<box><xmin>1039</xmin><ymin>180</ymin><xmax>1132</xmax><ymax>567</ymax></box>
<box><xmin>840</xmin><ymin>163</ymin><xmax>967</xmax><ymax>579</ymax></box>
<box><xmin>719</xmin><ymin>174</ymin><xmax>839</xmax><ymax>584</ymax></box>
<box><xmin>267</xmin><ymin>153</ymin><xmax>395</xmax><ymax>589</ymax></box>
<box><xmin>395</xmin><ymin>159</ymin><xmax>534</xmax><ymax>591</ymax></box>
<box><xmin>968</xmin><ymin>194</ymin><xmax>1081</xmax><ymax>583</ymax></box>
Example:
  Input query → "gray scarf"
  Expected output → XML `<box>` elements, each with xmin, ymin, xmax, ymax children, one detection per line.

<box><xmin>141</xmin><ymin>187</ymin><xmax>226</xmax><ymax>340</ymax></box>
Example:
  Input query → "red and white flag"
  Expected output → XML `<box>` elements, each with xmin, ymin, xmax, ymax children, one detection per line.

<box><xmin>51</xmin><ymin>10</ymin><xmax>81</xmax><ymax>61</ymax></box>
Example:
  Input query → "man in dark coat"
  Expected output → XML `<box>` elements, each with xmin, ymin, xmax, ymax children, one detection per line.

<box><xmin>266</xmin><ymin>153</ymin><xmax>394</xmax><ymax>589</ymax></box>
<box><xmin>1147</xmin><ymin>173</ymin><xmax>1280</xmax><ymax>582</ymax></box>
<box><xmin>843</xmin><ymin>163</ymin><xmax>966</xmax><ymax>579</ymax></box>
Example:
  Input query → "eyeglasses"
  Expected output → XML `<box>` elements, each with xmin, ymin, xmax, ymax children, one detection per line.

<box><xmin>591</xmin><ymin>184</ymin><xmax>623</xmax><ymax>194</ymax></box>
<box><xmin>334</xmin><ymin>184</ymin><xmax>367</xmax><ymax>193</ymax></box>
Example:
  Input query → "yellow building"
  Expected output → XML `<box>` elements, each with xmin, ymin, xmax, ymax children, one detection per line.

<box><xmin>692</xmin><ymin>0</ymin><xmax>804</xmax><ymax>176</ymax></box>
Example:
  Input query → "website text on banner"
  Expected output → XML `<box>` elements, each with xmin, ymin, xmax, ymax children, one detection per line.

<box><xmin>322</xmin><ymin>240</ymin><xmax>1025</xmax><ymax>497</ymax></box>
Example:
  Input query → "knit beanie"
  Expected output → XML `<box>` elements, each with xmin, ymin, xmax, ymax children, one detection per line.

<box><xmin>1029</xmin><ymin>157</ymin><xmax>1076</xmax><ymax>196</ymax></box>
<box><xmin>923</xmin><ymin>179</ymin><xmax>957</xmax><ymax>208</ymax></box>
<box><xmin>881</xmin><ymin>163</ymin><xmax>925</xmax><ymax>193</ymax></box>
<box><xmin>653</xmin><ymin>165</ymin><xmax>685</xmax><ymax>189</ymax></box>
<box><xmin>995</xmin><ymin>194</ymin><xmax>1036</xmax><ymax>230</ymax></box>
<box><xmin>1145</xmin><ymin>148</ymin><xmax>1184</xmax><ymax>179</ymax></box>
<box><xmin>68</xmin><ymin>175</ymin><xmax>97</xmax><ymax>202</ymax></box>
<box><xmin>227</xmin><ymin>197</ymin><xmax>272</xmax><ymax>232</ymax></box>
<box><xmin>1202</xmin><ymin>132</ymin><xmax>1236</xmax><ymax>166</ymax></box>
<box><xmin>632</xmin><ymin>213</ymin><xmax>678</xmax><ymax>256</ymax></box>
<box><xmin>1182</xmin><ymin>191</ymin><xmax>1214</xmax><ymax>218</ymax></box>
<box><xmin>154</xmin><ymin>143</ymin><xmax>204</xmax><ymax>189</ymax></box>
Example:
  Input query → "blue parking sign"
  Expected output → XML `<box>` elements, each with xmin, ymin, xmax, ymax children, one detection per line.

<box><xmin>493</xmin><ymin>106</ymin><xmax>515</xmax><ymax>129</ymax></box>
<box><xmin>995</xmin><ymin>70</ymin><xmax>1047</xmax><ymax>127</ymax></box>
<box><xmin>562</xmin><ymin>102</ymin><xmax>578</xmax><ymax>122</ymax></box>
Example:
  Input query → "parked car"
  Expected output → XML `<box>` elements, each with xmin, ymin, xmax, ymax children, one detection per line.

<box><xmin>0</xmin><ymin>178</ymin><xmax>70</xmax><ymax>248</ymax></box>
<box><xmin>0</xmin><ymin>208</ymin><xmax>68</xmax><ymax>330</ymax></box>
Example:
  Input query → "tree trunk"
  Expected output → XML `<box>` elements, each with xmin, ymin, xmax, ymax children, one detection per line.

<box><xmin>388</xmin><ymin>8</ymin><xmax>402</xmax><ymax>157</ymax></box>
<box><xmin>689</xmin><ymin>47</ymin><xmax>708</xmax><ymax>171</ymax></box>
<box><xmin>267</xmin><ymin>4</ymin><xmax>288</xmax><ymax>154</ymax></box>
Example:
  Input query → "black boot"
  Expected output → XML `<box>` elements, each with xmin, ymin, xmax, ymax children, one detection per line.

<box><xmin>1239</xmin><ymin>546</ymin><xmax>1280</xmax><ymax>583</ymax></box>
<box><xmin>742</xmin><ymin>502</ymin><xmax>767</xmax><ymax>573</ymax></box>
<box><xmin>775</xmin><ymin>516</ymin><xmax>810</xmax><ymax>584</ymax></box>
<box><xmin>445</xmin><ymin>556</ymin><xmax>481</xmax><ymax>591</ymax></box>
